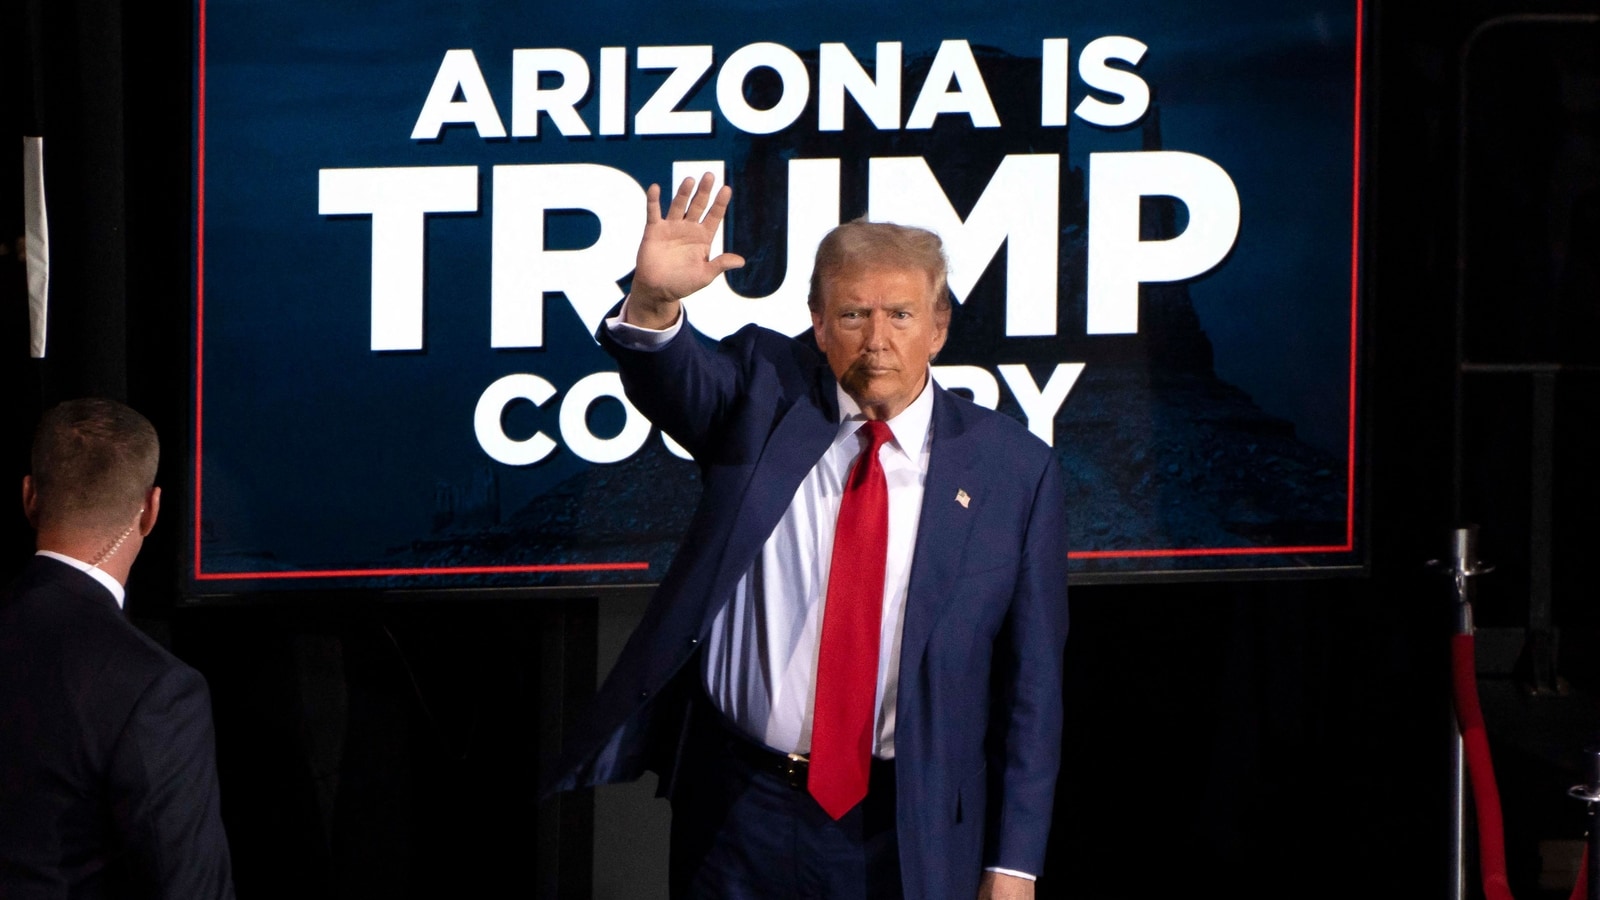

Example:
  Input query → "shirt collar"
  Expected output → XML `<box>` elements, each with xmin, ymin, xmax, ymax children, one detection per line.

<box><xmin>833</xmin><ymin>367</ymin><xmax>936</xmax><ymax>463</ymax></box>
<box><xmin>36</xmin><ymin>550</ymin><xmax>126</xmax><ymax>609</ymax></box>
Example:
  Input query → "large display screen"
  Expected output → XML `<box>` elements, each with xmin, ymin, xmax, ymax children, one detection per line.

<box><xmin>190</xmin><ymin>0</ymin><xmax>1366</xmax><ymax>594</ymax></box>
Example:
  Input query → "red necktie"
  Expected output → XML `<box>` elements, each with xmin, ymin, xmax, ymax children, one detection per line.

<box><xmin>809</xmin><ymin>419</ymin><xmax>893</xmax><ymax>820</ymax></box>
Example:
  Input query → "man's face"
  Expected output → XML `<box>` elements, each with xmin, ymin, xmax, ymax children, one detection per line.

<box><xmin>812</xmin><ymin>266</ymin><xmax>948</xmax><ymax>421</ymax></box>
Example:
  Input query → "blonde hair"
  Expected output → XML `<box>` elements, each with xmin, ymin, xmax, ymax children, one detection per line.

<box><xmin>808</xmin><ymin>219</ymin><xmax>952</xmax><ymax>320</ymax></box>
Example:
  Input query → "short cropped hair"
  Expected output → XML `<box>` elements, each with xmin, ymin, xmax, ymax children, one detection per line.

<box><xmin>30</xmin><ymin>398</ymin><xmax>159</xmax><ymax>532</ymax></box>
<box><xmin>807</xmin><ymin>219</ymin><xmax>953</xmax><ymax>319</ymax></box>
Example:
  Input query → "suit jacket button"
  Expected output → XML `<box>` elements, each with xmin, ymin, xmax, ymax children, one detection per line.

<box><xmin>688</xmin><ymin>637</ymin><xmax>699</xmax><ymax>646</ymax></box>
<box><xmin>638</xmin><ymin>690</ymin><xmax>649</xmax><ymax>700</ymax></box>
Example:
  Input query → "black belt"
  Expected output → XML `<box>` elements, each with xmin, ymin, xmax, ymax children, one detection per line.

<box><xmin>708</xmin><ymin>706</ymin><xmax>895</xmax><ymax>792</ymax></box>
<box><xmin>724</xmin><ymin>734</ymin><xmax>815</xmax><ymax>789</ymax></box>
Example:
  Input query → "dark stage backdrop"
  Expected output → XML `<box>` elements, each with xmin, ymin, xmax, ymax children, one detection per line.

<box><xmin>189</xmin><ymin>0</ymin><xmax>1366</xmax><ymax>594</ymax></box>
<box><xmin>27</xmin><ymin>1</ymin><xmax>1584</xmax><ymax>898</ymax></box>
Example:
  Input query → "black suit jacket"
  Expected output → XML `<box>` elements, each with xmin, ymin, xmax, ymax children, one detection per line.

<box><xmin>0</xmin><ymin>556</ymin><xmax>234</xmax><ymax>900</ymax></box>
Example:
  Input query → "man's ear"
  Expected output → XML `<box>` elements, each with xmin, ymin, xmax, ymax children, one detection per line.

<box><xmin>930</xmin><ymin>293</ymin><xmax>950</xmax><ymax>361</ymax></box>
<box><xmin>21</xmin><ymin>476</ymin><xmax>39</xmax><ymax>529</ymax></box>
<box><xmin>138</xmin><ymin>486</ymin><xmax>161</xmax><ymax>537</ymax></box>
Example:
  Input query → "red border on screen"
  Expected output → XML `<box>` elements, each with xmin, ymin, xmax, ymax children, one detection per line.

<box><xmin>192</xmin><ymin>0</ymin><xmax>1364</xmax><ymax>581</ymax></box>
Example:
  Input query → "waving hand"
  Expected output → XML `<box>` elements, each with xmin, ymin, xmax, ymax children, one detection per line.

<box><xmin>625</xmin><ymin>173</ymin><xmax>746</xmax><ymax>329</ymax></box>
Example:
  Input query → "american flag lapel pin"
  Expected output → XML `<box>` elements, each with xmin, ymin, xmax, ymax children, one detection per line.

<box><xmin>955</xmin><ymin>489</ymin><xmax>971</xmax><ymax>509</ymax></box>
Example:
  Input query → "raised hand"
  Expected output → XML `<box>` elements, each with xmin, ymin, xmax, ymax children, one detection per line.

<box><xmin>626</xmin><ymin>172</ymin><xmax>746</xmax><ymax>329</ymax></box>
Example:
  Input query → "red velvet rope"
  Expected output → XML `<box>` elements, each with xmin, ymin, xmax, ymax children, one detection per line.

<box><xmin>1451</xmin><ymin>633</ymin><xmax>1593</xmax><ymax>900</ymax></box>
<box><xmin>1453</xmin><ymin>633</ymin><xmax>1515</xmax><ymax>900</ymax></box>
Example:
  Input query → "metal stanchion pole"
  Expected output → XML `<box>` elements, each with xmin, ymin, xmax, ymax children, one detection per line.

<box><xmin>1444</xmin><ymin>526</ymin><xmax>1491</xmax><ymax>900</ymax></box>
<box><xmin>1451</xmin><ymin>714</ymin><xmax>1466</xmax><ymax>900</ymax></box>
<box><xmin>1571</xmin><ymin>746</ymin><xmax>1600</xmax><ymax>900</ymax></box>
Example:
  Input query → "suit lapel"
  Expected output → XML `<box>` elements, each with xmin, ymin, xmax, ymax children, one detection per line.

<box><xmin>898</xmin><ymin>389</ymin><xmax>983</xmax><ymax>675</ymax></box>
<box><xmin>702</xmin><ymin>369</ymin><xmax>840</xmax><ymax>629</ymax></box>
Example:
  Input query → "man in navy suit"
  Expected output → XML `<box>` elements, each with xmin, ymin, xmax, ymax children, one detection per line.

<box><xmin>0</xmin><ymin>399</ymin><xmax>234</xmax><ymax>899</ymax></box>
<box><xmin>550</xmin><ymin>175</ymin><xmax>1068</xmax><ymax>900</ymax></box>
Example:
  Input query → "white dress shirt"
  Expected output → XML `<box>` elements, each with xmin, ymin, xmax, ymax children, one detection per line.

<box><xmin>702</xmin><ymin>379</ymin><xmax>932</xmax><ymax>759</ymax></box>
<box><xmin>36</xmin><ymin>550</ymin><xmax>126</xmax><ymax>608</ymax></box>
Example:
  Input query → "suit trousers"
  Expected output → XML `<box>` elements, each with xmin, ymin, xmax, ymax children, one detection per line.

<box><xmin>668</xmin><ymin>695</ymin><xmax>903</xmax><ymax>900</ymax></box>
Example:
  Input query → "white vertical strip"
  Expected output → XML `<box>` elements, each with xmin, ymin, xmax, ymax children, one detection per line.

<box><xmin>22</xmin><ymin>136</ymin><xmax>50</xmax><ymax>359</ymax></box>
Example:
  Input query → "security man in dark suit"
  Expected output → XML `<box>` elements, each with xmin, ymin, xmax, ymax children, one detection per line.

<box><xmin>0</xmin><ymin>398</ymin><xmax>234</xmax><ymax>899</ymax></box>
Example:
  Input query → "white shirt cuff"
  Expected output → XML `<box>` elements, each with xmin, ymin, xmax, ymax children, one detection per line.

<box><xmin>604</xmin><ymin>294</ymin><xmax>683</xmax><ymax>351</ymax></box>
<box><xmin>984</xmin><ymin>867</ymin><xmax>1037</xmax><ymax>882</ymax></box>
